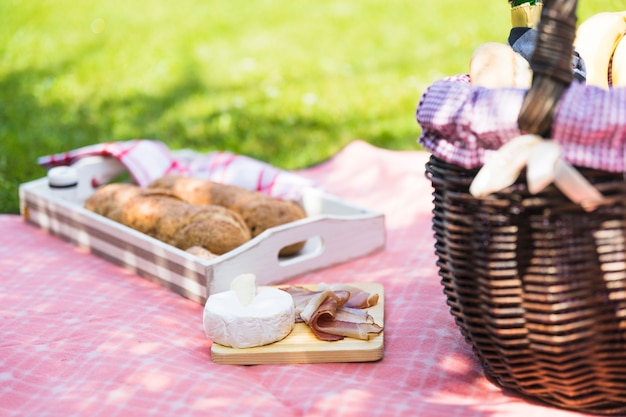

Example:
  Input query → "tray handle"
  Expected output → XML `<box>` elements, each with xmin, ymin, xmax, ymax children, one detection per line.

<box><xmin>207</xmin><ymin>214</ymin><xmax>385</xmax><ymax>294</ymax></box>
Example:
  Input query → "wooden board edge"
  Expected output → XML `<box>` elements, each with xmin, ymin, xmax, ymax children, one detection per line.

<box><xmin>211</xmin><ymin>337</ymin><xmax>383</xmax><ymax>365</ymax></box>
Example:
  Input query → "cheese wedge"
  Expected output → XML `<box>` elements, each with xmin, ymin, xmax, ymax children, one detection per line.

<box><xmin>203</xmin><ymin>275</ymin><xmax>295</xmax><ymax>348</ymax></box>
<box><xmin>230</xmin><ymin>273</ymin><xmax>256</xmax><ymax>307</ymax></box>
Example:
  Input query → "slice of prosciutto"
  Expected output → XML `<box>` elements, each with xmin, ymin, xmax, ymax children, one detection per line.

<box><xmin>281</xmin><ymin>285</ymin><xmax>383</xmax><ymax>342</ymax></box>
<box><xmin>318</xmin><ymin>283</ymin><xmax>379</xmax><ymax>309</ymax></box>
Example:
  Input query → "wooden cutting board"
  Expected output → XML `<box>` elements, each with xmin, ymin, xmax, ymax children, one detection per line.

<box><xmin>210</xmin><ymin>282</ymin><xmax>384</xmax><ymax>365</ymax></box>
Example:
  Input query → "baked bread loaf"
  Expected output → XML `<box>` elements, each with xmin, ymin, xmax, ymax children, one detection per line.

<box><xmin>84</xmin><ymin>182</ymin><xmax>143</xmax><ymax>223</ymax></box>
<box><xmin>84</xmin><ymin>183</ymin><xmax>251</xmax><ymax>255</ymax></box>
<box><xmin>148</xmin><ymin>175</ymin><xmax>307</xmax><ymax>255</ymax></box>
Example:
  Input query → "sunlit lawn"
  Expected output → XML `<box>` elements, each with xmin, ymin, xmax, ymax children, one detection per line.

<box><xmin>0</xmin><ymin>0</ymin><xmax>621</xmax><ymax>213</ymax></box>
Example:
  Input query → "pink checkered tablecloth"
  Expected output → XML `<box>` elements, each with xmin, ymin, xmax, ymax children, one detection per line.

<box><xmin>1</xmin><ymin>141</ymin><xmax>592</xmax><ymax>417</ymax></box>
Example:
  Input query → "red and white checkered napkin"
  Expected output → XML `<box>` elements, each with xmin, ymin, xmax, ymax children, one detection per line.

<box><xmin>38</xmin><ymin>140</ymin><xmax>319</xmax><ymax>200</ymax></box>
<box><xmin>416</xmin><ymin>74</ymin><xmax>626</xmax><ymax>172</ymax></box>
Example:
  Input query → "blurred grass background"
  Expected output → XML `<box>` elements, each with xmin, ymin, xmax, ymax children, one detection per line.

<box><xmin>0</xmin><ymin>0</ymin><xmax>621</xmax><ymax>213</ymax></box>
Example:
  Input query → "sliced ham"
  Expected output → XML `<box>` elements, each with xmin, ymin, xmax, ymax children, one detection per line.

<box><xmin>281</xmin><ymin>285</ymin><xmax>383</xmax><ymax>341</ymax></box>
<box><xmin>316</xmin><ymin>319</ymin><xmax>383</xmax><ymax>341</ymax></box>
<box><xmin>302</xmin><ymin>290</ymin><xmax>345</xmax><ymax>341</ymax></box>
<box><xmin>334</xmin><ymin>306</ymin><xmax>374</xmax><ymax>324</ymax></box>
<box><xmin>285</xmin><ymin>286</ymin><xmax>349</xmax><ymax>323</ymax></box>
<box><xmin>319</xmin><ymin>283</ymin><xmax>379</xmax><ymax>309</ymax></box>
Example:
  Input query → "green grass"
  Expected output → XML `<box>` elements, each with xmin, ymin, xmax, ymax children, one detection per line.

<box><xmin>0</xmin><ymin>0</ymin><xmax>621</xmax><ymax>213</ymax></box>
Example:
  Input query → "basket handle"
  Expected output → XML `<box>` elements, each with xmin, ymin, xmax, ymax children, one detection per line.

<box><xmin>517</xmin><ymin>0</ymin><xmax>578</xmax><ymax>137</ymax></box>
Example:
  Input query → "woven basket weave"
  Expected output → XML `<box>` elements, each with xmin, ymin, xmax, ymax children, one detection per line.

<box><xmin>425</xmin><ymin>0</ymin><xmax>626</xmax><ymax>414</ymax></box>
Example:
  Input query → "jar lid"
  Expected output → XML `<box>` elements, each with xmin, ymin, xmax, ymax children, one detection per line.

<box><xmin>48</xmin><ymin>166</ymin><xmax>78</xmax><ymax>188</ymax></box>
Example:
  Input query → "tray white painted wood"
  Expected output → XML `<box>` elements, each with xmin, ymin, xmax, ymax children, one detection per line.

<box><xmin>210</xmin><ymin>282</ymin><xmax>384</xmax><ymax>365</ymax></box>
<box><xmin>19</xmin><ymin>156</ymin><xmax>385</xmax><ymax>303</ymax></box>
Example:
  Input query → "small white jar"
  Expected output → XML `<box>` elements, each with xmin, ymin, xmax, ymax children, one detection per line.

<box><xmin>47</xmin><ymin>166</ymin><xmax>79</xmax><ymax>201</ymax></box>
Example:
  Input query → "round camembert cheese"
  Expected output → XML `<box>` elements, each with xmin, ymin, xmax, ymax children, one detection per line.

<box><xmin>203</xmin><ymin>274</ymin><xmax>295</xmax><ymax>348</ymax></box>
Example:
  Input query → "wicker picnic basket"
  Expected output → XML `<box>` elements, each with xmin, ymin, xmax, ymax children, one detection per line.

<box><xmin>423</xmin><ymin>0</ymin><xmax>626</xmax><ymax>414</ymax></box>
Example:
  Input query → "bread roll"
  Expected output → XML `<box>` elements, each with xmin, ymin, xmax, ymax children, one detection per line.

<box><xmin>148</xmin><ymin>175</ymin><xmax>307</xmax><ymax>255</ymax></box>
<box><xmin>84</xmin><ymin>183</ymin><xmax>142</xmax><ymax>223</ymax></box>
<box><xmin>84</xmin><ymin>184</ymin><xmax>251</xmax><ymax>255</ymax></box>
<box><xmin>469</xmin><ymin>42</ymin><xmax>532</xmax><ymax>88</ymax></box>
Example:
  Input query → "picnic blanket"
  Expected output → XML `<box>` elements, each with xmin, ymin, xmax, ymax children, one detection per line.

<box><xmin>1</xmin><ymin>140</ymin><xmax>593</xmax><ymax>417</ymax></box>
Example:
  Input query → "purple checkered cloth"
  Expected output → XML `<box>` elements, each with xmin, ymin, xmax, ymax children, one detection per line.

<box><xmin>416</xmin><ymin>74</ymin><xmax>626</xmax><ymax>171</ymax></box>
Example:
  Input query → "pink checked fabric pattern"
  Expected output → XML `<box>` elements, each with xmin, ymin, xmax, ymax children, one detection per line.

<box><xmin>0</xmin><ymin>141</ymin><xmax>591</xmax><ymax>417</ymax></box>
<box><xmin>417</xmin><ymin>75</ymin><xmax>626</xmax><ymax>171</ymax></box>
<box><xmin>38</xmin><ymin>140</ymin><xmax>318</xmax><ymax>200</ymax></box>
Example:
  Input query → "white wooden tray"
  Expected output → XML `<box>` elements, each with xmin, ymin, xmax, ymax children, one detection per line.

<box><xmin>19</xmin><ymin>156</ymin><xmax>386</xmax><ymax>303</ymax></box>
